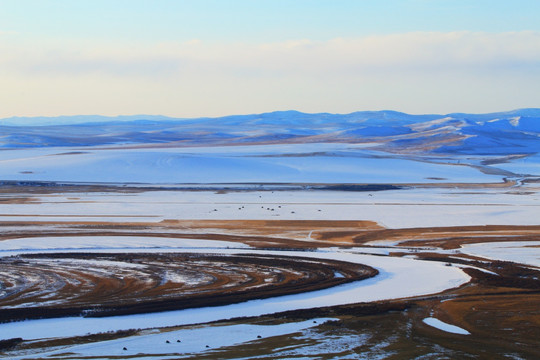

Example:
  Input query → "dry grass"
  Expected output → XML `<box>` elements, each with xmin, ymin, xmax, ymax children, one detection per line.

<box><xmin>0</xmin><ymin>253</ymin><xmax>376</xmax><ymax>322</ymax></box>
<box><xmin>1</xmin><ymin>191</ymin><xmax>539</xmax><ymax>358</ymax></box>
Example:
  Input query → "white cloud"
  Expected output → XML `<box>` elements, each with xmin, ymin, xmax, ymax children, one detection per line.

<box><xmin>1</xmin><ymin>31</ymin><xmax>539</xmax><ymax>117</ymax></box>
<box><xmin>4</xmin><ymin>31</ymin><xmax>540</xmax><ymax>77</ymax></box>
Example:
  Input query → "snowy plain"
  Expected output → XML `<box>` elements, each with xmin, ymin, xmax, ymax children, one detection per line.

<box><xmin>0</xmin><ymin>143</ymin><xmax>505</xmax><ymax>184</ymax></box>
<box><xmin>1</xmin><ymin>186</ymin><xmax>539</xmax><ymax>228</ymax></box>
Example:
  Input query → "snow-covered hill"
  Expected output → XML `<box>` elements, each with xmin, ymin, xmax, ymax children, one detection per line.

<box><xmin>1</xmin><ymin>109</ymin><xmax>539</xmax><ymax>184</ymax></box>
<box><xmin>1</xmin><ymin>109</ymin><xmax>539</xmax><ymax>157</ymax></box>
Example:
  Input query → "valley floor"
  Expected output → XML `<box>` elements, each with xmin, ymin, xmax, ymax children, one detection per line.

<box><xmin>0</xmin><ymin>183</ymin><xmax>539</xmax><ymax>359</ymax></box>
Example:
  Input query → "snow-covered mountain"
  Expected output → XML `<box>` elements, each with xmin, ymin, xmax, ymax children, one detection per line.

<box><xmin>1</xmin><ymin>109</ymin><xmax>539</xmax><ymax>157</ymax></box>
<box><xmin>0</xmin><ymin>109</ymin><xmax>539</xmax><ymax>184</ymax></box>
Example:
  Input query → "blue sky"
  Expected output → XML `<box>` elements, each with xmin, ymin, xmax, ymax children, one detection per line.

<box><xmin>3</xmin><ymin>0</ymin><xmax>540</xmax><ymax>42</ymax></box>
<box><xmin>1</xmin><ymin>0</ymin><xmax>539</xmax><ymax>118</ymax></box>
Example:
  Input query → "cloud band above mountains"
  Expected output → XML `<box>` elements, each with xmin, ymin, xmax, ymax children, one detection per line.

<box><xmin>1</xmin><ymin>31</ymin><xmax>539</xmax><ymax>117</ymax></box>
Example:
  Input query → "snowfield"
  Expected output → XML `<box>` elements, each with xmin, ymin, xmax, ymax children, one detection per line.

<box><xmin>0</xmin><ymin>144</ymin><xmax>503</xmax><ymax>184</ymax></box>
<box><xmin>1</xmin><ymin>186</ymin><xmax>539</xmax><ymax>228</ymax></box>
<box><xmin>460</xmin><ymin>241</ymin><xmax>540</xmax><ymax>268</ymax></box>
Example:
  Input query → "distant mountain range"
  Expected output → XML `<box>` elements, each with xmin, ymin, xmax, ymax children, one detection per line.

<box><xmin>1</xmin><ymin>109</ymin><xmax>539</xmax><ymax>156</ymax></box>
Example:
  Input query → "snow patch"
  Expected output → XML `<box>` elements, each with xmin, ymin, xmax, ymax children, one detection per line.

<box><xmin>509</xmin><ymin>116</ymin><xmax>521</xmax><ymax>127</ymax></box>
<box><xmin>423</xmin><ymin>317</ymin><xmax>470</xmax><ymax>335</ymax></box>
<box><xmin>459</xmin><ymin>241</ymin><xmax>540</xmax><ymax>268</ymax></box>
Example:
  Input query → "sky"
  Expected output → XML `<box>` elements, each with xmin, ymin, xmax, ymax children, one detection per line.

<box><xmin>1</xmin><ymin>0</ymin><xmax>539</xmax><ymax>118</ymax></box>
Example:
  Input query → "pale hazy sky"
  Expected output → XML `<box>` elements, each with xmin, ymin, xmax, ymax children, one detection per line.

<box><xmin>1</xmin><ymin>0</ymin><xmax>539</xmax><ymax>118</ymax></box>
